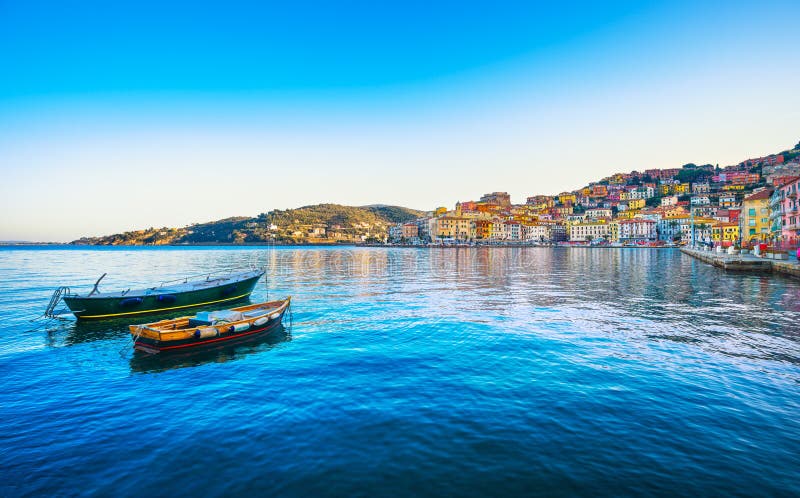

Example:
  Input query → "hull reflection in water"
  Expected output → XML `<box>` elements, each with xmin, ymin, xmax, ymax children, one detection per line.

<box><xmin>130</xmin><ymin>325</ymin><xmax>291</xmax><ymax>374</ymax></box>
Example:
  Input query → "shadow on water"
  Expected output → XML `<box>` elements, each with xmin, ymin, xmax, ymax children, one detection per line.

<box><xmin>129</xmin><ymin>325</ymin><xmax>292</xmax><ymax>374</ymax></box>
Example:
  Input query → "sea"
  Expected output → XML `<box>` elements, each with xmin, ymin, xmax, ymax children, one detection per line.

<box><xmin>1</xmin><ymin>246</ymin><xmax>799</xmax><ymax>497</ymax></box>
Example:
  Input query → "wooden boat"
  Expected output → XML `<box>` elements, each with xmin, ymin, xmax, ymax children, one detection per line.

<box><xmin>129</xmin><ymin>297</ymin><xmax>291</xmax><ymax>354</ymax></box>
<box><xmin>48</xmin><ymin>269</ymin><xmax>265</xmax><ymax>320</ymax></box>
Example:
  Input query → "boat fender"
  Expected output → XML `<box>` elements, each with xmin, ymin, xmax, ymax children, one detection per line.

<box><xmin>120</xmin><ymin>297</ymin><xmax>143</xmax><ymax>307</ymax></box>
<box><xmin>194</xmin><ymin>327</ymin><xmax>219</xmax><ymax>339</ymax></box>
<box><xmin>229</xmin><ymin>322</ymin><xmax>250</xmax><ymax>333</ymax></box>
<box><xmin>253</xmin><ymin>317</ymin><xmax>269</xmax><ymax>326</ymax></box>
<box><xmin>157</xmin><ymin>294</ymin><xmax>177</xmax><ymax>304</ymax></box>
<box><xmin>269</xmin><ymin>312</ymin><xmax>279</xmax><ymax>319</ymax></box>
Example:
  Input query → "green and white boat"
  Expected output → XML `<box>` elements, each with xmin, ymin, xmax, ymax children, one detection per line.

<box><xmin>46</xmin><ymin>269</ymin><xmax>265</xmax><ymax>320</ymax></box>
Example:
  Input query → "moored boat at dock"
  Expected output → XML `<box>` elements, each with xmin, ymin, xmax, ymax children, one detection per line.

<box><xmin>129</xmin><ymin>297</ymin><xmax>291</xmax><ymax>354</ymax></box>
<box><xmin>47</xmin><ymin>269</ymin><xmax>265</xmax><ymax>320</ymax></box>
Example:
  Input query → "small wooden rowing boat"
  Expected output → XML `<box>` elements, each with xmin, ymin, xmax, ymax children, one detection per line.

<box><xmin>129</xmin><ymin>297</ymin><xmax>291</xmax><ymax>354</ymax></box>
<box><xmin>47</xmin><ymin>269</ymin><xmax>265</xmax><ymax>320</ymax></box>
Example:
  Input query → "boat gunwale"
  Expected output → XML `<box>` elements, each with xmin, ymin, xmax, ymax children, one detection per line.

<box><xmin>63</xmin><ymin>269</ymin><xmax>265</xmax><ymax>300</ymax></box>
<box><xmin>130</xmin><ymin>297</ymin><xmax>291</xmax><ymax>342</ymax></box>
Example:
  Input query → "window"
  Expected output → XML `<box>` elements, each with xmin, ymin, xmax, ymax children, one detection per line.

<box><xmin>748</xmin><ymin>208</ymin><xmax>756</xmax><ymax>216</ymax></box>
<box><xmin>749</xmin><ymin>219</ymin><xmax>756</xmax><ymax>226</ymax></box>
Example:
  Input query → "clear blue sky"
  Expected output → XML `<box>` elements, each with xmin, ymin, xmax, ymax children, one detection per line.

<box><xmin>1</xmin><ymin>0</ymin><xmax>799</xmax><ymax>241</ymax></box>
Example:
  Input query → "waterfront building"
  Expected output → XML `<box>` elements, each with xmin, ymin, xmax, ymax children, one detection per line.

<box><xmin>388</xmin><ymin>224</ymin><xmax>403</xmax><ymax>242</ymax></box>
<box><xmin>416</xmin><ymin>218</ymin><xmax>436</xmax><ymax>242</ymax></box>
<box><xmin>401</xmin><ymin>223</ymin><xmax>419</xmax><ymax>242</ymax></box>
<box><xmin>569</xmin><ymin>221</ymin><xmax>615</xmax><ymax>242</ymax></box>
<box><xmin>686</xmin><ymin>217</ymin><xmax>716</xmax><ymax>247</ymax></box>
<box><xmin>522</xmin><ymin>223</ymin><xmax>551</xmax><ymax>242</ymax></box>
<box><xmin>740</xmin><ymin>189</ymin><xmax>772</xmax><ymax>243</ymax></box>
<box><xmin>550</xmin><ymin>223</ymin><xmax>568</xmax><ymax>242</ymax></box>
<box><xmin>719</xmin><ymin>194</ymin><xmax>737</xmax><ymax>207</ymax></box>
<box><xmin>474</xmin><ymin>219</ymin><xmax>492</xmax><ymax>240</ymax></box>
<box><xmin>502</xmin><ymin>221</ymin><xmax>521</xmax><ymax>241</ymax></box>
<box><xmin>490</xmin><ymin>219</ymin><xmax>505</xmax><ymax>240</ymax></box>
<box><xmin>711</xmin><ymin>222</ymin><xmax>740</xmax><ymax>247</ymax></box>
<box><xmin>618</xmin><ymin>219</ymin><xmax>657</xmax><ymax>243</ymax></box>
<box><xmin>657</xmin><ymin>216</ymin><xmax>689</xmax><ymax>242</ymax></box>
<box><xmin>770</xmin><ymin>177</ymin><xmax>800</xmax><ymax>245</ymax></box>
<box><xmin>436</xmin><ymin>217</ymin><xmax>474</xmax><ymax>241</ymax></box>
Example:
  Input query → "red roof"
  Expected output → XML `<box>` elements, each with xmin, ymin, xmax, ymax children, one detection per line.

<box><xmin>743</xmin><ymin>189</ymin><xmax>773</xmax><ymax>201</ymax></box>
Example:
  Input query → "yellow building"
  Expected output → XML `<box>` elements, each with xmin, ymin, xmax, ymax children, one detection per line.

<box><xmin>558</xmin><ymin>193</ymin><xmax>577</xmax><ymax>205</ymax></box>
<box><xmin>609</xmin><ymin>221</ymin><xmax>619</xmax><ymax>242</ymax></box>
<box><xmin>673</xmin><ymin>183</ymin><xmax>691</xmax><ymax>194</ymax></box>
<box><xmin>434</xmin><ymin>206</ymin><xmax>447</xmax><ymax>217</ymax></box>
<box><xmin>435</xmin><ymin>217</ymin><xmax>474</xmax><ymax>240</ymax></box>
<box><xmin>723</xmin><ymin>185</ymin><xmax>745</xmax><ymax>191</ymax></box>
<box><xmin>741</xmin><ymin>189</ymin><xmax>772</xmax><ymax>242</ymax></box>
<box><xmin>659</xmin><ymin>184</ymin><xmax>671</xmax><ymax>196</ymax></box>
<box><xmin>628</xmin><ymin>198</ymin><xmax>645</xmax><ymax>210</ymax></box>
<box><xmin>711</xmin><ymin>222</ymin><xmax>740</xmax><ymax>245</ymax></box>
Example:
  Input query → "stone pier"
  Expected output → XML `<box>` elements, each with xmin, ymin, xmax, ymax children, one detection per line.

<box><xmin>680</xmin><ymin>247</ymin><xmax>800</xmax><ymax>277</ymax></box>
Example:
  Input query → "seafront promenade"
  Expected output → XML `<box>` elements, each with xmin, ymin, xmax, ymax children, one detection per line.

<box><xmin>681</xmin><ymin>247</ymin><xmax>800</xmax><ymax>277</ymax></box>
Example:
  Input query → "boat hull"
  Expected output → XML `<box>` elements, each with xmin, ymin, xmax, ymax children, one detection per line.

<box><xmin>63</xmin><ymin>273</ymin><xmax>263</xmax><ymax>320</ymax></box>
<box><xmin>133</xmin><ymin>305</ymin><xmax>287</xmax><ymax>354</ymax></box>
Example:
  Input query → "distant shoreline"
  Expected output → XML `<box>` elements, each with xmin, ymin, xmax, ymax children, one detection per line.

<box><xmin>2</xmin><ymin>242</ymin><xmax>681</xmax><ymax>249</ymax></box>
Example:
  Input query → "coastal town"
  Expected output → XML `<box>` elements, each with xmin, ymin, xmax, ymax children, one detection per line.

<box><xmin>387</xmin><ymin>142</ymin><xmax>800</xmax><ymax>251</ymax></box>
<box><xmin>70</xmin><ymin>141</ymin><xmax>800</xmax><ymax>249</ymax></box>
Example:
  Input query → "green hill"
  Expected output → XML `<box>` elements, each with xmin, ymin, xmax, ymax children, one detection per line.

<box><xmin>72</xmin><ymin>204</ymin><xmax>425</xmax><ymax>245</ymax></box>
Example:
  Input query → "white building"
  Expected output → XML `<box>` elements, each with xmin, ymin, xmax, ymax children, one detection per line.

<box><xmin>569</xmin><ymin>222</ymin><xmax>616</xmax><ymax>242</ymax></box>
<box><xmin>618</xmin><ymin>219</ymin><xmax>657</xmax><ymax>242</ymax></box>
<box><xmin>657</xmin><ymin>216</ymin><xmax>689</xmax><ymax>242</ymax></box>
<box><xmin>503</xmin><ymin>221</ymin><xmax>521</xmax><ymax>241</ymax></box>
<box><xmin>522</xmin><ymin>223</ymin><xmax>551</xmax><ymax>242</ymax></box>
<box><xmin>661</xmin><ymin>195</ymin><xmax>679</xmax><ymax>207</ymax></box>
<box><xmin>586</xmin><ymin>208</ymin><xmax>612</xmax><ymax>219</ymax></box>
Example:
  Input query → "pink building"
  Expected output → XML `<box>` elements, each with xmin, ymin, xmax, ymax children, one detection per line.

<box><xmin>772</xmin><ymin>177</ymin><xmax>800</xmax><ymax>245</ymax></box>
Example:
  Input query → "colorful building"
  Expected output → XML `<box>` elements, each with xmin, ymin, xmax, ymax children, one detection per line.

<box><xmin>740</xmin><ymin>189</ymin><xmax>772</xmax><ymax>242</ymax></box>
<box><xmin>618</xmin><ymin>219</ymin><xmax>657</xmax><ymax>243</ymax></box>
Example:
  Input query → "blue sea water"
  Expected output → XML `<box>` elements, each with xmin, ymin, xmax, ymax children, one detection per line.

<box><xmin>1</xmin><ymin>246</ymin><xmax>799</xmax><ymax>497</ymax></box>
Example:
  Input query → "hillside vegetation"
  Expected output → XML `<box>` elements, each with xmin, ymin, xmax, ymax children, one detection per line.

<box><xmin>72</xmin><ymin>204</ymin><xmax>424</xmax><ymax>245</ymax></box>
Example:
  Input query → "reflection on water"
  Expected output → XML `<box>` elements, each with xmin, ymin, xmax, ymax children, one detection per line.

<box><xmin>129</xmin><ymin>326</ymin><xmax>292</xmax><ymax>374</ymax></box>
<box><xmin>1</xmin><ymin>246</ymin><xmax>800</xmax><ymax>496</ymax></box>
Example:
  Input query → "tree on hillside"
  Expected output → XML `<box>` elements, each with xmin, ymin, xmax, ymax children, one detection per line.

<box><xmin>676</xmin><ymin>168</ymin><xmax>704</xmax><ymax>184</ymax></box>
<box><xmin>646</xmin><ymin>196</ymin><xmax>662</xmax><ymax>207</ymax></box>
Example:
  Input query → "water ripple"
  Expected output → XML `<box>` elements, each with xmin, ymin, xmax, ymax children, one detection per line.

<box><xmin>1</xmin><ymin>246</ymin><xmax>799</xmax><ymax>496</ymax></box>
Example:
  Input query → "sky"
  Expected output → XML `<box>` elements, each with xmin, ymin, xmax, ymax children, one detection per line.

<box><xmin>1</xmin><ymin>0</ymin><xmax>799</xmax><ymax>242</ymax></box>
